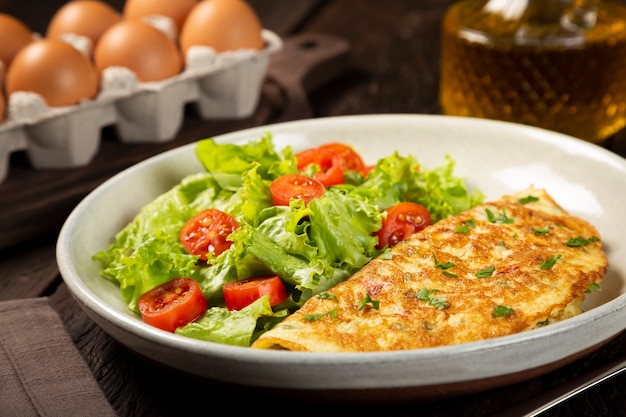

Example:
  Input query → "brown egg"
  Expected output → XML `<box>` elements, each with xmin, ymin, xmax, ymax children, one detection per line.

<box><xmin>94</xmin><ymin>20</ymin><xmax>183</xmax><ymax>82</ymax></box>
<box><xmin>47</xmin><ymin>0</ymin><xmax>122</xmax><ymax>47</ymax></box>
<box><xmin>179</xmin><ymin>0</ymin><xmax>264</xmax><ymax>56</ymax></box>
<box><xmin>123</xmin><ymin>0</ymin><xmax>198</xmax><ymax>34</ymax></box>
<box><xmin>0</xmin><ymin>13</ymin><xmax>34</xmax><ymax>68</ymax></box>
<box><xmin>5</xmin><ymin>38</ymin><xmax>99</xmax><ymax>107</ymax></box>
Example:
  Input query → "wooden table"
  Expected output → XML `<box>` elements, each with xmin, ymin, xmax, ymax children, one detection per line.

<box><xmin>1</xmin><ymin>1</ymin><xmax>625</xmax><ymax>415</ymax></box>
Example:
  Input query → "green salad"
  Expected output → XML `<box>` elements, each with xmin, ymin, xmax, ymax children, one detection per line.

<box><xmin>93</xmin><ymin>133</ymin><xmax>483</xmax><ymax>346</ymax></box>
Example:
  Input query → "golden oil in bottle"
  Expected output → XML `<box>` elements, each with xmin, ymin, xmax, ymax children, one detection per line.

<box><xmin>439</xmin><ymin>0</ymin><xmax>626</xmax><ymax>143</ymax></box>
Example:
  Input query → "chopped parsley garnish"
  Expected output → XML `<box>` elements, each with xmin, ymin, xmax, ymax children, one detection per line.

<box><xmin>455</xmin><ymin>219</ymin><xmax>477</xmax><ymax>234</ymax></box>
<box><xmin>433</xmin><ymin>252</ymin><xmax>457</xmax><ymax>277</ymax></box>
<box><xmin>433</xmin><ymin>252</ymin><xmax>454</xmax><ymax>269</ymax></box>
<box><xmin>485</xmin><ymin>208</ymin><xmax>514</xmax><ymax>224</ymax></box>
<box><xmin>532</xmin><ymin>227</ymin><xmax>550</xmax><ymax>235</ymax></box>
<box><xmin>416</xmin><ymin>287</ymin><xmax>436</xmax><ymax>301</ymax></box>
<box><xmin>304</xmin><ymin>309</ymin><xmax>338</xmax><ymax>321</ymax></box>
<box><xmin>566</xmin><ymin>236</ymin><xmax>600</xmax><ymax>247</ymax></box>
<box><xmin>518</xmin><ymin>195</ymin><xmax>539</xmax><ymax>204</ymax></box>
<box><xmin>475</xmin><ymin>265</ymin><xmax>495</xmax><ymax>278</ymax></box>
<box><xmin>429</xmin><ymin>297</ymin><xmax>449</xmax><ymax>310</ymax></box>
<box><xmin>585</xmin><ymin>283</ymin><xmax>600</xmax><ymax>293</ymax></box>
<box><xmin>540</xmin><ymin>254</ymin><xmax>562</xmax><ymax>269</ymax></box>
<box><xmin>357</xmin><ymin>293</ymin><xmax>380</xmax><ymax>311</ymax></box>
<box><xmin>317</xmin><ymin>292</ymin><xmax>338</xmax><ymax>301</ymax></box>
<box><xmin>454</xmin><ymin>225</ymin><xmax>469</xmax><ymax>234</ymax></box>
<box><xmin>492</xmin><ymin>305</ymin><xmax>514</xmax><ymax>317</ymax></box>
<box><xmin>423</xmin><ymin>321</ymin><xmax>436</xmax><ymax>331</ymax></box>
<box><xmin>416</xmin><ymin>287</ymin><xmax>449</xmax><ymax>310</ymax></box>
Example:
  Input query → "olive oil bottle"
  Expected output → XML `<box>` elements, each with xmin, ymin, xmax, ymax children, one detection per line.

<box><xmin>439</xmin><ymin>0</ymin><xmax>626</xmax><ymax>143</ymax></box>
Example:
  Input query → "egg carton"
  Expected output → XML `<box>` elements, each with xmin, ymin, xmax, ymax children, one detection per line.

<box><xmin>0</xmin><ymin>29</ymin><xmax>282</xmax><ymax>184</ymax></box>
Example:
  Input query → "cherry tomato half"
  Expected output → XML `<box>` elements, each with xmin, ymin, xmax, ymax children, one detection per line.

<box><xmin>375</xmin><ymin>202</ymin><xmax>433</xmax><ymax>249</ymax></box>
<box><xmin>318</xmin><ymin>142</ymin><xmax>366</xmax><ymax>175</ymax></box>
<box><xmin>270</xmin><ymin>173</ymin><xmax>325</xmax><ymax>206</ymax></box>
<box><xmin>180</xmin><ymin>208</ymin><xmax>239</xmax><ymax>260</ymax></box>
<box><xmin>138</xmin><ymin>277</ymin><xmax>207</xmax><ymax>332</ymax></box>
<box><xmin>295</xmin><ymin>148</ymin><xmax>345</xmax><ymax>187</ymax></box>
<box><xmin>223</xmin><ymin>275</ymin><xmax>288</xmax><ymax>311</ymax></box>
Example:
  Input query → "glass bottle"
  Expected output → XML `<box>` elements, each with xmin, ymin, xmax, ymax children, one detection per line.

<box><xmin>439</xmin><ymin>0</ymin><xmax>626</xmax><ymax>143</ymax></box>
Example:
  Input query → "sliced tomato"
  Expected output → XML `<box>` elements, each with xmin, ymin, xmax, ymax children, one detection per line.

<box><xmin>138</xmin><ymin>277</ymin><xmax>207</xmax><ymax>332</ymax></box>
<box><xmin>223</xmin><ymin>275</ymin><xmax>288</xmax><ymax>311</ymax></box>
<box><xmin>180</xmin><ymin>208</ymin><xmax>239</xmax><ymax>260</ymax></box>
<box><xmin>318</xmin><ymin>142</ymin><xmax>366</xmax><ymax>175</ymax></box>
<box><xmin>270</xmin><ymin>173</ymin><xmax>325</xmax><ymax>206</ymax></box>
<box><xmin>375</xmin><ymin>202</ymin><xmax>433</xmax><ymax>249</ymax></box>
<box><xmin>295</xmin><ymin>148</ymin><xmax>345</xmax><ymax>186</ymax></box>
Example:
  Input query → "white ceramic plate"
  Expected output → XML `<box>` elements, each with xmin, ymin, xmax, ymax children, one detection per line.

<box><xmin>57</xmin><ymin>114</ymin><xmax>626</xmax><ymax>401</ymax></box>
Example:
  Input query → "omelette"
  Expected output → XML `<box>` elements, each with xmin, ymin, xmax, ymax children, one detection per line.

<box><xmin>251</xmin><ymin>186</ymin><xmax>607</xmax><ymax>352</ymax></box>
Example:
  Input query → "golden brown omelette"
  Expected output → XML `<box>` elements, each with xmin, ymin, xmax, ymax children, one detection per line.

<box><xmin>251</xmin><ymin>187</ymin><xmax>607</xmax><ymax>352</ymax></box>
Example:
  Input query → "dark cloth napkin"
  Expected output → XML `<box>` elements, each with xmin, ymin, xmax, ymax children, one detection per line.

<box><xmin>0</xmin><ymin>297</ymin><xmax>117</xmax><ymax>417</ymax></box>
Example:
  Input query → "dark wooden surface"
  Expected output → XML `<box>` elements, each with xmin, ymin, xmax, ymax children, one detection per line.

<box><xmin>1</xmin><ymin>1</ymin><xmax>626</xmax><ymax>416</ymax></box>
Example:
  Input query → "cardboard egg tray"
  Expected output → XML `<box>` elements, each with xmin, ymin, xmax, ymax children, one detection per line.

<box><xmin>0</xmin><ymin>29</ymin><xmax>282</xmax><ymax>184</ymax></box>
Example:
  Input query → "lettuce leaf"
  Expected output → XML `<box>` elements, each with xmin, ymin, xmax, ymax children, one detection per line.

<box><xmin>175</xmin><ymin>296</ymin><xmax>286</xmax><ymax>347</ymax></box>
